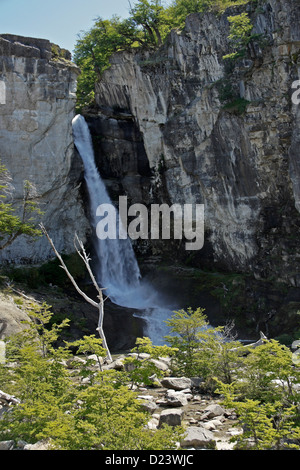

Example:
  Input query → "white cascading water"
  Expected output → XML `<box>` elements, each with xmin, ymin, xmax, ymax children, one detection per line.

<box><xmin>72</xmin><ymin>114</ymin><xmax>174</xmax><ymax>344</ymax></box>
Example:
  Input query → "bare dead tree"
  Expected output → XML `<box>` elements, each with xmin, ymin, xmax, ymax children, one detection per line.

<box><xmin>39</xmin><ymin>223</ymin><xmax>112</xmax><ymax>362</ymax></box>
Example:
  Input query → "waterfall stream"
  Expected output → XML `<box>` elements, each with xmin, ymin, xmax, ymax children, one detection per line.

<box><xmin>72</xmin><ymin>114</ymin><xmax>174</xmax><ymax>345</ymax></box>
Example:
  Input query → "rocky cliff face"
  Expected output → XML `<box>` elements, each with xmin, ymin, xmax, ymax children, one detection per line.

<box><xmin>90</xmin><ymin>0</ymin><xmax>300</xmax><ymax>286</ymax></box>
<box><xmin>0</xmin><ymin>34</ymin><xmax>89</xmax><ymax>263</ymax></box>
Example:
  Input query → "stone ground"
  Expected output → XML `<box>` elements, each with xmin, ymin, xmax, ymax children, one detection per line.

<box><xmin>0</xmin><ymin>354</ymin><xmax>242</xmax><ymax>451</ymax></box>
<box><xmin>132</xmin><ymin>384</ymin><xmax>241</xmax><ymax>450</ymax></box>
<box><xmin>0</xmin><ymin>280</ymin><xmax>244</xmax><ymax>450</ymax></box>
<box><xmin>100</xmin><ymin>355</ymin><xmax>242</xmax><ymax>450</ymax></box>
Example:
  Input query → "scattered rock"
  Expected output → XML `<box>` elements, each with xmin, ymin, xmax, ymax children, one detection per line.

<box><xmin>161</xmin><ymin>377</ymin><xmax>192</xmax><ymax>391</ymax></box>
<box><xmin>141</xmin><ymin>400</ymin><xmax>158</xmax><ymax>413</ymax></box>
<box><xmin>147</xmin><ymin>417</ymin><xmax>159</xmax><ymax>430</ymax></box>
<box><xmin>202</xmin><ymin>421</ymin><xmax>216</xmax><ymax>431</ymax></box>
<box><xmin>0</xmin><ymin>355</ymin><xmax>242</xmax><ymax>450</ymax></box>
<box><xmin>0</xmin><ymin>389</ymin><xmax>20</xmax><ymax>406</ymax></box>
<box><xmin>227</xmin><ymin>427</ymin><xmax>243</xmax><ymax>436</ymax></box>
<box><xmin>202</xmin><ymin>404</ymin><xmax>226</xmax><ymax>420</ymax></box>
<box><xmin>0</xmin><ymin>440</ymin><xmax>14</xmax><ymax>450</ymax></box>
<box><xmin>165</xmin><ymin>389</ymin><xmax>188</xmax><ymax>407</ymax></box>
<box><xmin>148</xmin><ymin>373</ymin><xmax>162</xmax><ymax>387</ymax></box>
<box><xmin>189</xmin><ymin>418</ymin><xmax>198</xmax><ymax>425</ymax></box>
<box><xmin>158</xmin><ymin>408</ymin><xmax>184</xmax><ymax>428</ymax></box>
<box><xmin>150</xmin><ymin>358</ymin><xmax>170</xmax><ymax>372</ymax></box>
<box><xmin>137</xmin><ymin>395</ymin><xmax>158</xmax><ymax>413</ymax></box>
<box><xmin>291</xmin><ymin>340</ymin><xmax>300</xmax><ymax>351</ymax></box>
<box><xmin>202</xmin><ymin>419</ymin><xmax>224</xmax><ymax>431</ymax></box>
<box><xmin>24</xmin><ymin>440</ymin><xmax>51</xmax><ymax>450</ymax></box>
<box><xmin>113</xmin><ymin>358</ymin><xmax>125</xmax><ymax>370</ymax></box>
<box><xmin>180</xmin><ymin>426</ymin><xmax>215</xmax><ymax>449</ymax></box>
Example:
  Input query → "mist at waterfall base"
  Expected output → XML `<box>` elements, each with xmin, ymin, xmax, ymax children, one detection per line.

<box><xmin>72</xmin><ymin>114</ymin><xmax>176</xmax><ymax>345</ymax></box>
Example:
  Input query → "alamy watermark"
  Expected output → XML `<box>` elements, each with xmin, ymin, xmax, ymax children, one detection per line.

<box><xmin>96</xmin><ymin>196</ymin><xmax>204</xmax><ymax>251</ymax></box>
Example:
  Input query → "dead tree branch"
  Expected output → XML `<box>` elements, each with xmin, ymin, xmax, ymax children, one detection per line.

<box><xmin>39</xmin><ymin>223</ymin><xmax>112</xmax><ymax>362</ymax></box>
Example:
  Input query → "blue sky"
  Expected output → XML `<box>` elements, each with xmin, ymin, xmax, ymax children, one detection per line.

<box><xmin>0</xmin><ymin>0</ymin><xmax>131</xmax><ymax>54</ymax></box>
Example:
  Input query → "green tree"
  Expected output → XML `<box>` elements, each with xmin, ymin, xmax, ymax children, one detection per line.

<box><xmin>199</xmin><ymin>321</ymin><xmax>243</xmax><ymax>385</ymax></box>
<box><xmin>216</xmin><ymin>381</ymin><xmax>300</xmax><ymax>450</ymax></box>
<box><xmin>0</xmin><ymin>315</ymin><xmax>184</xmax><ymax>450</ymax></box>
<box><xmin>0</xmin><ymin>162</ymin><xmax>42</xmax><ymax>250</ymax></box>
<box><xmin>167</xmin><ymin>0</ymin><xmax>211</xmax><ymax>27</ymax></box>
<box><xmin>214</xmin><ymin>338</ymin><xmax>300</xmax><ymax>450</ymax></box>
<box><xmin>65</xmin><ymin>334</ymin><xmax>107</xmax><ymax>381</ymax></box>
<box><xmin>129</xmin><ymin>0</ymin><xmax>171</xmax><ymax>46</ymax></box>
<box><xmin>124</xmin><ymin>336</ymin><xmax>176</xmax><ymax>388</ymax></box>
<box><xmin>167</xmin><ymin>0</ymin><xmax>249</xmax><ymax>27</ymax></box>
<box><xmin>0</xmin><ymin>341</ymin><xmax>74</xmax><ymax>445</ymax></box>
<box><xmin>165</xmin><ymin>307</ymin><xmax>209</xmax><ymax>377</ymax></box>
<box><xmin>73</xmin><ymin>2</ymin><xmax>173</xmax><ymax>111</ymax></box>
<box><xmin>64</xmin><ymin>371</ymin><xmax>183</xmax><ymax>450</ymax></box>
<box><xmin>18</xmin><ymin>301</ymin><xmax>70</xmax><ymax>358</ymax></box>
<box><xmin>165</xmin><ymin>308</ymin><xmax>242</xmax><ymax>385</ymax></box>
<box><xmin>223</xmin><ymin>12</ymin><xmax>254</xmax><ymax>60</ymax></box>
<box><xmin>236</xmin><ymin>339</ymin><xmax>300</xmax><ymax>404</ymax></box>
<box><xmin>73</xmin><ymin>16</ymin><xmax>128</xmax><ymax>111</ymax></box>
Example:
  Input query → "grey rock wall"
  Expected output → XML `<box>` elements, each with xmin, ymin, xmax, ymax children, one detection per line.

<box><xmin>92</xmin><ymin>0</ymin><xmax>300</xmax><ymax>285</ymax></box>
<box><xmin>0</xmin><ymin>34</ymin><xmax>89</xmax><ymax>263</ymax></box>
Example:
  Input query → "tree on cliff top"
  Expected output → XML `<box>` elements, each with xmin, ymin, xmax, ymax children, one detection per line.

<box><xmin>128</xmin><ymin>0</ymin><xmax>172</xmax><ymax>46</ymax></box>
<box><xmin>74</xmin><ymin>0</ymin><xmax>250</xmax><ymax>110</ymax></box>
<box><xmin>74</xmin><ymin>16</ymin><xmax>127</xmax><ymax>111</ymax></box>
<box><xmin>0</xmin><ymin>162</ymin><xmax>43</xmax><ymax>251</ymax></box>
<box><xmin>74</xmin><ymin>2</ymin><xmax>171</xmax><ymax>111</ymax></box>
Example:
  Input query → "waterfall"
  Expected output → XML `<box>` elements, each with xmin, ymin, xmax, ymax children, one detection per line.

<box><xmin>72</xmin><ymin>114</ymin><xmax>142</xmax><ymax>306</ymax></box>
<box><xmin>72</xmin><ymin>114</ymin><xmax>174</xmax><ymax>344</ymax></box>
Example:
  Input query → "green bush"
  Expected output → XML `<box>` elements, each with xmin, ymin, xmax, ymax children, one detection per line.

<box><xmin>4</xmin><ymin>252</ymin><xmax>87</xmax><ymax>289</ymax></box>
<box><xmin>0</xmin><ymin>304</ymin><xmax>184</xmax><ymax>450</ymax></box>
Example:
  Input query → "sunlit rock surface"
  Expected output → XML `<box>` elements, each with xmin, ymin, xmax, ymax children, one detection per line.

<box><xmin>0</xmin><ymin>34</ymin><xmax>89</xmax><ymax>263</ymax></box>
<box><xmin>92</xmin><ymin>0</ymin><xmax>300</xmax><ymax>285</ymax></box>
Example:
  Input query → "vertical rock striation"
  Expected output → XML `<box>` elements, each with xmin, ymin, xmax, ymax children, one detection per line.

<box><xmin>0</xmin><ymin>34</ymin><xmax>89</xmax><ymax>263</ymax></box>
<box><xmin>92</xmin><ymin>0</ymin><xmax>300</xmax><ymax>285</ymax></box>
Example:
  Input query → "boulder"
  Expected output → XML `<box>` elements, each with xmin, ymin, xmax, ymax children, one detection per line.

<box><xmin>161</xmin><ymin>377</ymin><xmax>192</xmax><ymax>391</ymax></box>
<box><xmin>158</xmin><ymin>408</ymin><xmax>184</xmax><ymax>428</ymax></box>
<box><xmin>202</xmin><ymin>419</ymin><xmax>224</xmax><ymax>431</ymax></box>
<box><xmin>0</xmin><ymin>440</ymin><xmax>14</xmax><ymax>450</ymax></box>
<box><xmin>113</xmin><ymin>358</ymin><xmax>125</xmax><ymax>370</ymax></box>
<box><xmin>147</xmin><ymin>417</ymin><xmax>159</xmax><ymax>430</ymax></box>
<box><xmin>0</xmin><ymin>389</ymin><xmax>20</xmax><ymax>405</ymax></box>
<box><xmin>165</xmin><ymin>389</ymin><xmax>188</xmax><ymax>407</ymax></box>
<box><xmin>140</xmin><ymin>400</ymin><xmax>158</xmax><ymax>413</ymax></box>
<box><xmin>87</xmin><ymin>354</ymin><xmax>104</xmax><ymax>364</ymax></box>
<box><xmin>0</xmin><ymin>295</ymin><xmax>31</xmax><ymax>339</ymax></box>
<box><xmin>150</xmin><ymin>358</ymin><xmax>170</xmax><ymax>372</ymax></box>
<box><xmin>202</xmin><ymin>404</ymin><xmax>226</xmax><ymax>419</ymax></box>
<box><xmin>23</xmin><ymin>440</ymin><xmax>51</xmax><ymax>450</ymax></box>
<box><xmin>202</xmin><ymin>421</ymin><xmax>217</xmax><ymax>431</ymax></box>
<box><xmin>148</xmin><ymin>373</ymin><xmax>162</xmax><ymax>387</ymax></box>
<box><xmin>137</xmin><ymin>395</ymin><xmax>158</xmax><ymax>413</ymax></box>
<box><xmin>180</xmin><ymin>426</ymin><xmax>215</xmax><ymax>449</ymax></box>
